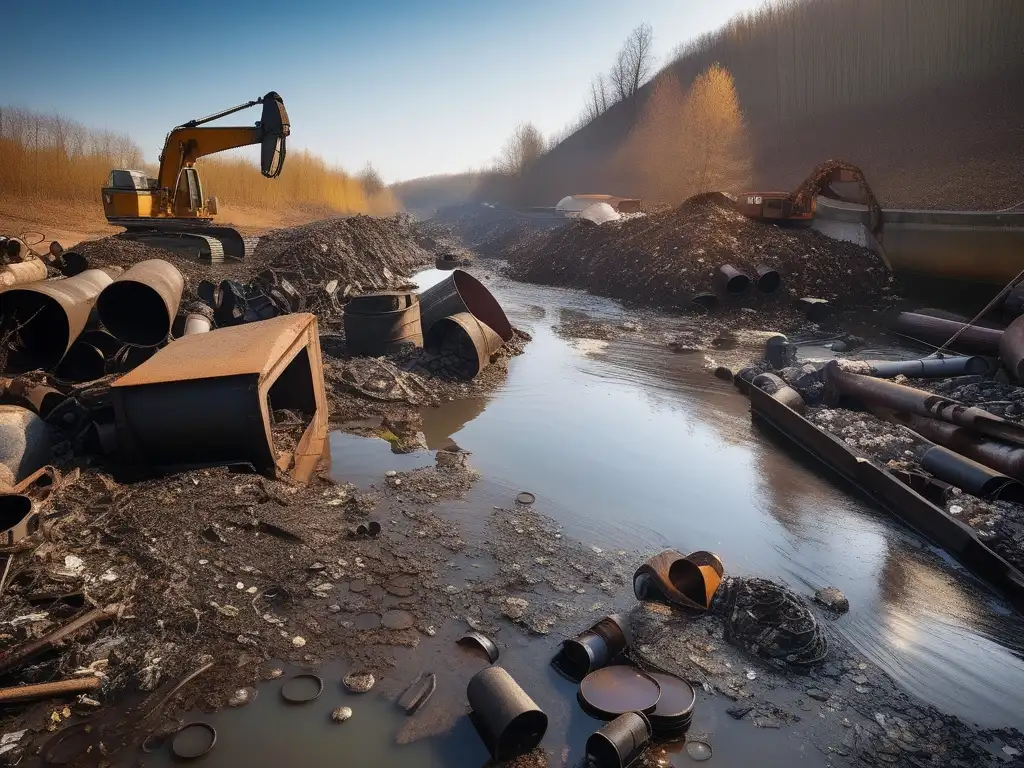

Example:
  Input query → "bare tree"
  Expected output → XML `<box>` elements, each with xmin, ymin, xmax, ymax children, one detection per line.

<box><xmin>357</xmin><ymin>162</ymin><xmax>385</xmax><ymax>197</ymax></box>
<box><xmin>494</xmin><ymin>122</ymin><xmax>546</xmax><ymax>176</ymax></box>
<box><xmin>585</xmin><ymin>74</ymin><xmax>611</xmax><ymax>121</ymax></box>
<box><xmin>609</xmin><ymin>23</ymin><xmax>655</xmax><ymax>102</ymax></box>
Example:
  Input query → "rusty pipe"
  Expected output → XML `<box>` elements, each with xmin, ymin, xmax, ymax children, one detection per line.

<box><xmin>883</xmin><ymin>410</ymin><xmax>1024</xmax><ymax>481</ymax></box>
<box><xmin>824</xmin><ymin>361</ymin><xmax>1024</xmax><ymax>445</ymax></box>
<box><xmin>886</xmin><ymin>311</ymin><xmax>1003</xmax><ymax>355</ymax></box>
<box><xmin>0</xmin><ymin>257</ymin><xmax>47</xmax><ymax>288</ymax></box>
<box><xmin>754</xmin><ymin>264</ymin><xmax>781</xmax><ymax>294</ymax></box>
<box><xmin>0</xmin><ymin>268</ymin><xmax>113</xmax><ymax>372</ymax></box>
<box><xmin>97</xmin><ymin>259</ymin><xmax>184</xmax><ymax>346</ymax></box>
<box><xmin>920</xmin><ymin>444</ymin><xmax>1024</xmax><ymax>502</ymax></box>
<box><xmin>998</xmin><ymin>314</ymin><xmax>1024</xmax><ymax>382</ymax></box>
<box><xmin>715</xmin><ymin>264</ymin><xmax>750</xmax><ymax>295</ymax></box>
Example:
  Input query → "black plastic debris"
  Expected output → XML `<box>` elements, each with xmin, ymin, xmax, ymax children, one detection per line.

<box><xmin>585</xmin><ymin>711</ymin><xmax>653</xmax><ymax>768</ymax></box>
<box><xmin>552</xmin><ymin>614</ymin><xmax>631</xmax><ymax>683</ymax></box>
<box><xmin>458</xmin><ymin>631</ymin><xmax>499</xmax><ymax>663</ymax></box>
<box><xmin>280</xmin><ymin>673</ymin><xmax>323</xmax><ymax>703</ymax></box>
<box><xmin>398</xmin><ymin>672</ymin><xmax>436</xmax><ymax>715</ymax></box>
<box><xmin>578</xmin><ymin>666</ymin><xmax>661</xmax><ymax>720</ymax></box>
<box><xmin>171</xmin><ymin>722</ymin><xmax>217</xmax><ymax>759</ymax></box>
<box><xmin>466</xmin><ymin>666</ymin><xmax>547</xmax><ymax>762</ymax></box>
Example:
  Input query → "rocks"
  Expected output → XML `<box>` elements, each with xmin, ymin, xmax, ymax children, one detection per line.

<box><xmin>332</xmin><ymin>706</ymin><xmax>353</xmax><ymax>723</ymax></box>
<box><xmin>343</xmin><ymin>671</ymin><xmax>375</xmax><ymax>693</ymax></box>
<box><xmin>714</xmin><ymin>366</ymin><xmax>734</xmax><ymax>381</ymax></box>
<box><xmin>806</xmin><ymin>688</ymin><xmax>830</xmax><ymax>702</ymax></box>
<box><xmin>726</xmin><ymin>706</ymin><xmax>752</xmax><ymax>720</ymax></box>
<box><xmin>501</xmin><ymin>597</ymin><xmax>529</xmax><ymax>621</ymax></box>
<box><xmin>814</xmin><ymin>586</ymin><xmax>850</xmax><ymax>613</ymax></box>
<box><xmin>291</xmin><ymin>636</ymin><xmax>306</xmax><ymax>648</ymax></box>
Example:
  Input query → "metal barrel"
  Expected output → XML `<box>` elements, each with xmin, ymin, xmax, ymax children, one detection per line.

<box><xmin>885</xmin><ymin>411</ymin><xmax>1024</xmax><ymax>481</ymax></box>
<box><xmin>56</xmin><ymin>251</ymin><xmax>89</xmax><ymax>277</ymax></box>
<box><xmin>823</xmin><ymin>360</ymin><xmax>1024</xmax><ymax>445</ymax></box>
<box><xmin>55</xmin><ymin>341</ymin><xmax>106</xmax><ymax>383</ymax></box>
<box><xmin>184</xmin><ymin>313</ymin><xmax>212</xmax><ymax>335</ymax></box>
<box><xmin>920</xmin><ymin>445</ymin><xmax>1024</xmax><ymax>503</ymax></box>
<box><xmin>754</xmin><ymin>264</ymin><xmax>781</xmax><ymax>294</ymax></box>
<box><xmin>424</xmin><ymin>312</ymin><xmax>503</xmax><ymax>379</ymax></box>
<box><xmin>715</xmin><ymin>264</ymin><xmax>750</xmax><ymax>295</ymax></box>
<box><xmin>466</xmin><ymin>666</ymin><xmax>547</xmax><ymax>761</ymax></box>
<box><xmin>343</xmin><ymin>292</ymin><xmax>423</xmax><ymax>357</ymax></box>
<box><xmin>0</xmin><ymin>268</ymin><xmax>113</xmax><ymax>372</ymax></box>
<box><xmin>586</xmin><ymin>712</ymin><xmax>652</xmax><ymax>768</ymax></box>
<box><xmin>999</xmin><ymin>314</ymin><xmax>1024</xmax><ymax>381</ymax></box>
<box><xmin>418</xmin><ymin>270</ymin><xmax>513</xmax><ymax>341</ymax></box>
<box><xmin>0</xmin><ymin>258</ymin><xmax>48</xmax><ymax>288</ymax></box>
<box><xmin>886</xmin><ymin>311</ymin><xmax>1003</xmax><ymax>355</ymax></box>
<box><xmin>857</xmin><ymin>356</ymin><xmax>990</xmax><ymax>379</ymax></box>
<box><xmin>556</xmin><ymin>613</ymin><xmax>632</xmax><ymax>681</ymax></box>
<box><xmin>96</xmin><ymin>259</ymin><xmax>184</xmax><ymax>347</ymax></box>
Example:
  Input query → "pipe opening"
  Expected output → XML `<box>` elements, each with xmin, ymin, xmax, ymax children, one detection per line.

<box><xmin>756</xmin><ymin>270</ymin><xmax>781</xmax><ymax>294</ymax></box>
<box><xmin>0</xmin><ymin>495</ymin><xmax>32</xmax><ymax>530</ymax></box>
<box><xmin>0</xmin><ymin>293</ymin><xmax>69</xmax><ymax>371</ymax></box>
<box><xmin>98</xmin><ymin>282</ymin><xmax>171</xmax><ymax>346</ymax></box>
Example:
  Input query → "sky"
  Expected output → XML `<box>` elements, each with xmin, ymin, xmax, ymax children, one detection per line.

<box><xmin>1</xmin><ymin>0</ymin><xmax>762</xmax><ymax>183</ymax></box>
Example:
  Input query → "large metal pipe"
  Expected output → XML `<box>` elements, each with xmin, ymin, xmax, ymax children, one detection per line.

<box><xmin>752</xmin><ymin>372</ymin><xmax>806</xmax><ymax>414</ymax></box>
<box><xmin>55</xmin><ymin>340</ymin><xmax>106</xmax><ymax>383</ymax></box>
<box><xmin>847</xmin><ymin>356</ymin><xmax>990</xmax><ymax>379</ymax></box>
<box><xmin>920</xmin><ymin>444</ymin><xmax>1024</xmax><ymax>503</ymax></box>
<box><xmin>96</xmin><ymin>259</ymin><xmax>184</xmax><ymax>346</ymax></box>
<box><xmin>0</xmin><ymin>268</ymin><xmax>113</xmax><ymax>371</ymax></box>
<box><xmin>586</xmin><ymin>712</ymin><xmax>653</xmax><ymax>768</ymax></box>
<box><xmin>418</xmin><ymin>270</ymin><xmax>513</xmax><ymax>341</ymax></box>
<box><xmin>886</xmin><ymin>311</ymin><xmax>1003</xmax><ymax>354</ymax></box>
<box><xmin>824</xmin><ymin>361</ymin><xmax>1024</xmax><ymax>445</ymax></box>
<box><xmin>715</xmin><ymin>264</ymin><xmax>750</xmax><ymax>295</ymax></box>
<box><xmin>998</xmin><ymin>314</ymin><xmax>1024</xmax><ymax>382</ymax></box>
<box><xmin>883</xmin><ymin>410</ymin><xmax>1024</xmax><ymax>481</ymax></box>
<box><xmin>754</xmin><ymin>264</ymin><xmax>781</xmax><ymax>294</ymax></box>
<box><xmin>0</xmin><ymin>257</ymin><xmax>48</xmax><ymax>288</ymax></box>
<box><xmin>466</xmin><ymin>666</ymin><xmax>547</xmax><ymax>762</ymax></box>
<box><xmin>424</xmin><ymin>312</ymin><xmax>503</xmax><ymax>379</ymax></box>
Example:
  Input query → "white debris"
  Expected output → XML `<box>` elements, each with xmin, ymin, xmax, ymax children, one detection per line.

<box><xmin>10</xmin><ymin>613</ymin><xmax>48</xmax><ymax>626</ymax></box>
<box><xmin>236</xmin><ymin>582</ymin><xmax>245</xmax><ymax>590</ymax></box>
<box><xmin>745</xmin><ymin>670</ymin><xmax>757</xmax><ymax>680</ymax></box>
<box><xmin>99</xmin><ymin>570</ymin><xmax>118</xmax><ymax>582</ymax></box>
<box><xmin>292</xmin><ymin>636</ymin><xmax>306</xmax><ymax>647</ymax></box>
<box><xmin>57</xmin><ymin>555</ymin><xmax>85</xmax><ymax>577</ymax></box>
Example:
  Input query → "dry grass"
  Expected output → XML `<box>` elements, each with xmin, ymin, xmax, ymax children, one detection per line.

<box><xmin>0</xmin><ymin>106</ymin><xmax>394</xmax><ymax>219</ymax></box>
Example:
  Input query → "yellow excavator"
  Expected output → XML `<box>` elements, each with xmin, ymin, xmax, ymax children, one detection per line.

<box><xmin>102</xmin><ymin>92</ymin><xmax>289</xmax><ymax>261</ymax></box>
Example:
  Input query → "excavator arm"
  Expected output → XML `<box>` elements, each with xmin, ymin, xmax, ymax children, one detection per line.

<box><xmin>156</xmin><ymin>91</ymin><xmax>289</xmax><ymax>191</ymax></box>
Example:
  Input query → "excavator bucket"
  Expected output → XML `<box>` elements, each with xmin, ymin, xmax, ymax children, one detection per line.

<box><xmin>260</xmin><ymin>92</ymin><xmax>289</xmax><ymax>178</ymax></box>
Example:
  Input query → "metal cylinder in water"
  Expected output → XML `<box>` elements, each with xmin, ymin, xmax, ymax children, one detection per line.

<box><xmin>184</xmin><ymin>313</ymin><xmax>212</xmax><ymax>335</ymax></box>
<box><xmin>585</xmin><ymin>711</ymin><xmax>652</xmax><ymax>768</ymax></box>
<box><xmin>0</xmin><ymin>257</ymin><xmax>47</xmax><ymax>288</ymax></box>
<box><xmin>754</xmin><ymin>264</ymin><xmax>781</xmax><ymax>294</ymax></box>
<box><xmin>424</xmin><ymin>312</ymin><xmax>503</xmax><ymax>378</ymax></box>
<box><xmin>715</xmin><ymin>264</ymin><xmax>750</xmax><ymax>295</ymax></box>
<box><xmin>343</xmin><ymin>292</ymin><xmax>423</xmax><ymax>357</ymax></box>
<box><xmin>557</xmin><ymin>613</ymin><xmax>632</xmax><ymax>680</ymax></box>
<box><xmin>0</xmin><ymin>268</ymin><xmax>113</xmax><ymax>372</ymax></box>
<box><xmin>466</xmin><ymin>666</ymin><xmax>548</xmax><ymax>762</ymax></box>
<box><xmin>418</xmin><ymin>269</ymin><xmax>513</xmax><ymax>341</ymax></box>
<box><xmin>96</xmin><ymin>259</ymin><xmax>184</xmax><ymax>347</ymax></box>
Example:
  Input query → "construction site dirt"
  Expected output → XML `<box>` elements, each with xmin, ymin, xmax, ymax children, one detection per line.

<box><xmin>0</xmin><ymin>214</ymin><xmax>1022</xmax><ymax>767</ymax></box>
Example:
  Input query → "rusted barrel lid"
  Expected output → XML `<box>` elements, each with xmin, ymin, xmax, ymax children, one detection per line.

<box><xmin>171</xmin><ymin>722</ymin><xmax>217</xmax><ymax>759</ymax></box>
<box><xmin>281</xmin><ymin>673</ymin><xmax>323</xmax><ymax>703</ymax></box>
<box><xmin>578</xmin><ymin>665</ymin><xmax>661</xmax><ymax>720</ymax></box>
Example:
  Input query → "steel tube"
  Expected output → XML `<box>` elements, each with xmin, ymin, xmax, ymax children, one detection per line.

<box><xmin>96</xmin><ymin>259</ymin><xmax>184</xmax><ymax>346</ymax></box>
<box><xmin>55</xmin><ymin>341</ymin><xmax>106</xmax><ymax>383</ymax></box>
<box><xmin>715</xmin><ymin>264</ymin><xmax>750</xmax><ymax>295</ymax></box>
<box><xmin>752</xmin><ymin>372</ymin><xmax>806</xmax><ymax>414</ymax></box>
<box><xmin>920</xmin><ymin>445</ymin><xmax>1024</xmax><ymax>502</ymax></box>
<box><xmin>824</xmin><ymin>361</ymin><xmax>1024</xmax><ymax>445</ymax></box>
<box><xmin>0</xmin><ymin>269</ymin><xmax>112</xmax><ymax>371</ymax></box>
<box><xmin>999</xmin><ymin>314</ymin><xmax>1024</xmax><ymax>381</ymax></box>
<box><xmin>854</xmin><ymin>356</ymin><xmax>990</xmax><ymax>379</ymax></box>
<box><xmin>466</xmin><ymin>666</ymin><xmax>547</xmax><ymax>761</ymax></box>
<box><xmin>754</xmin><ymin>264</ymin><xmax>781</xmax><ymax>294</ymax></box>
<box><xmin>418</xmin><ymin>270</ymin><xmax>513</xmax><ymax>341</ymax></box>
<box><xmin>886</xmin><ymin>311</ymin><xmax>1003</xmax><ymax>354</ymax></box>
<box><xmin>883</xmin><ymin>411</ymin><xmax>1024</xmax><ymax>481</ymax></box>
<box><xmin>586</xmin><ymin>712</ymin><xmax>653</xmax><ymax>768</ymax></box>
<box><xmin>424</xmin><ymin>312</ymin><xmax>503</xmax><ymax>378</ymax></box>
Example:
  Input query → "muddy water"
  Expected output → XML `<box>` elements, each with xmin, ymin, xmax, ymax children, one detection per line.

<box><xmin>143</xmin><ymin>267</ymin><xmax>1024</xmax><ymax>767</ymax></box>
<box><xmin>399</xmin><ymin>267</ymin><xmax>1024</xmax><ymax>731</ymax></box>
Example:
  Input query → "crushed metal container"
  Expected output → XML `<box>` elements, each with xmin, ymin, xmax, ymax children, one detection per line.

<box><xmin>424</xmin><ymin>312</ymin><xmax>503</xmax><ymax>379</ymax></box>
<box><xmin>343</xmin><ymin>292</ymin><xmax>423</xmax><ymax>357</ymax></box>
<box><xmin>0</xmin><ymin>269</ymin><xmax>113</xmax><ymax>372</ymax></box>
<box><xmin>110</xmin><ymin>313</ymin><xmax>328</xmax><ymax>482</ymax></box>
<box><xmin>633</xmin><ymin>550</ymin><xmax>724</xmax><ymax>610</ymax></box>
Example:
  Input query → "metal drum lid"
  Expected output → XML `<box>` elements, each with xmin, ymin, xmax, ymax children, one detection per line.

<box><xmin>578</xmin><ymin>665</ymin><xmax>661</xmax><ymax>720</ymax></box>
<box><xmin>648</xmin><ymin>672</ymin><xmax>695</xmax><ymax>738</ymax></box>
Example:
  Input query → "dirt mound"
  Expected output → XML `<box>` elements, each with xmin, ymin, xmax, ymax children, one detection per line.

<box><xmin>505</xmin><ymin>196</ymin><xmax>893</xmax><ymax>311</ymax></box>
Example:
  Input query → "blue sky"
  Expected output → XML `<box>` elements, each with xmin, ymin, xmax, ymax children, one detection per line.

<box><xmin>1</xmin><ymin>0</ymin><xmax>761</xmax><ymax>182</ymax></box>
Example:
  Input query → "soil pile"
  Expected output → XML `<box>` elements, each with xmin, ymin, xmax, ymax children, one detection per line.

<box><xmin>505</xmin><ymin>195</ymin><xmax>894</xmax><ymax>311</ymax></box>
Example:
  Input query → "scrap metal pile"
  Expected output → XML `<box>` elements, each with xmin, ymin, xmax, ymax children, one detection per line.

<box><xmin>504</xmin><ymin>193</ymin><xmax>893</xmax><ymax>312</ymax></box>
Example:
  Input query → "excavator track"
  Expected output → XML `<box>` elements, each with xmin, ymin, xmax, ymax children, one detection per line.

<box><xmin>112</xmin><ymin>219</ymin><xmax>259</xmax><ymax>263</ymax></box>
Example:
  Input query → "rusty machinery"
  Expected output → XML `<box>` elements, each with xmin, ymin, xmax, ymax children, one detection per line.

<box><xmin>736</xmin><ymin>160</ymin><xmax>883</xmax><ymax>238</ymax></box>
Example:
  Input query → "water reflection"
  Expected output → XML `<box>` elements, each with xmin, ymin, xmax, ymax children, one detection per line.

<box><xmin>407</xmin><ymin>266</ymin><xmax>1024</xmax><ymax>728</ymax></box>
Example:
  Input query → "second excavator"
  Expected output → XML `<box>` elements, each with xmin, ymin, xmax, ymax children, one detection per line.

<box><xmin>101</xmin><ymin>92</ymin><xmax>290</xmax><ymax>262</ymax></box>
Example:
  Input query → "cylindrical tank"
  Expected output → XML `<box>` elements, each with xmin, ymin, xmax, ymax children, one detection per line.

<box><xmin>423</xmin><ymin>312</ymin><xmax>503</xmax><ymax>378</ymax></box>
<box><xmin>96</xmin><ymin>259</ymin><xmax>184</xmax><ymax>346</ymax></box>
<box><xmin>418</xmin><ymin>270</ymin><xmax>513</xmax><ymax>341</ymax></box>
<box><xmin>715</xmin><ymin>264</ymin><xmax>750</xmax><ymax>295</ymax></box>
<box><xmin>343</xmin><ymin>292</ymin><xmax>423</xmax><ymax>357</ymax></box>
<box><xmin>466</xmin><ymin>666</ymin><xmax>547</xmax><ymax>761</ymax></box>
<box><xmin>585</xmin><ymin>711</ymin><xmax>652</xmax><ymax>768</ymax></box>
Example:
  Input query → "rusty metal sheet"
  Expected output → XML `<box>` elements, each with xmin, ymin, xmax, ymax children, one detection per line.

<box><xmin>749</xmin><ymin>385</ymin><xmax>1024</xmax><ymax>610</ymax></box>
<box><xmin>111</xmin><ymin>313</ymin><xmax>327</xmax><ymax>482</ymax></box>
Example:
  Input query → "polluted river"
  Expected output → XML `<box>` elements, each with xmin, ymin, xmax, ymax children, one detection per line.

<box><xmin>138</xmin><ymin>265</ymin><xmax>1024</xmax><ymax>767</ymax></box>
